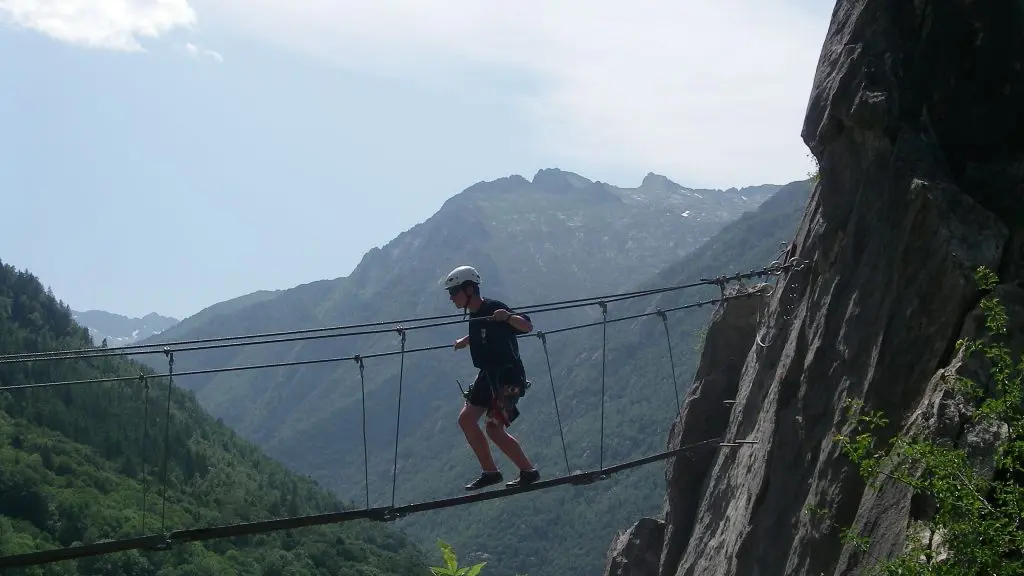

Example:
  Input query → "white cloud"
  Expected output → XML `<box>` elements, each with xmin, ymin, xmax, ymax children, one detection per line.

<box><xmin>0</xmin><ymin>0</ymin><xmax>197</xmax><ymax>51</ymax></box>
<box><xmin>198</xmin><ymin>0</ymin><xmax>830</xmax><ymax>188</ymax></box>
<box><xmin>184</xmin><ymin>40</ymin><xmax>222</xmax><ymax>62</ymax></box>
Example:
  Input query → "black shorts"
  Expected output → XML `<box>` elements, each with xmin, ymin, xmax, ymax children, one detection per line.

<box><xmin>466</xmin><ymin>366</ymin><xmax>527</xmax><ymax>425</ymax></box>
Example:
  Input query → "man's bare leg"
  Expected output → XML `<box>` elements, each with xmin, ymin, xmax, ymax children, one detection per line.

<box><xmin>485</xmin><ymin>419</ymin><xmax>534</xmax><ymax>471</ymax></box>
<box><xmin>458</xmin><ymin>403</ymin><xmax>497</xmax><ymax>471</ymax></box>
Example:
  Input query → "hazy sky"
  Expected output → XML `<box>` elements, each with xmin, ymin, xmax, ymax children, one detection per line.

<box><xmin>1</xmin><ymin>0</ymin><xmax>834</xmax><ymax>320</ymax></box>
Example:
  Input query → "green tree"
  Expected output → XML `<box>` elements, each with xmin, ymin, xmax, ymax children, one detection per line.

<box><xmin>833</xmin><ymin>265</ymin><xmax>1023</xmax><ymax>574</ymax></box>
<box><xmin>0</xmin><ymin>258</ymin><xmax>431</xmax><ymax>575</ymax></box>
<box><xmin>428</xmin><ymin>542</ymin><xmax>531</xmax><ymax>576</ymax></box>
<box><xmin>429</xmin><ymin>541</ymin><xmax>486</xmax><ymax>576</ymax></box>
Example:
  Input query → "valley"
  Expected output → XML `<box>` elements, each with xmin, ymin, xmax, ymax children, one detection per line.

<box><xmin>78</xmin><ymin>170</ymin><xmax>814</xmax><ymax>576</ymax></box>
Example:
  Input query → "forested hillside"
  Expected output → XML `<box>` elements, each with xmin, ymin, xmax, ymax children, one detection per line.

<box><xmin>0</xmin><ymin>258</ymin><xmax>429</xmax><ymax>575</ymax></box>
<box><xmin>122</xmin><ymin>175</ymin><xmax>812</xmax><ymax>576</ymax></box>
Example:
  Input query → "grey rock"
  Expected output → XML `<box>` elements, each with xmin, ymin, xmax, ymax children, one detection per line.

<box><xmin>834</xmin><ymin>284</ymin><xmax>1024</xmax><ymax>573</ymax></box>
<box><xmin>659</xmin><ymin>283</ymin><xmax>769</xmax><ymax>575</ymax></box>
<box><xmin>605</xmin><ymin>0</ymin><xmax>1024</xmax><ymax>574</ymax></box>
<box><xmin>605</xmin><ymin>517</ymin><xmax>666</xmax><ymax>576</ymax></box>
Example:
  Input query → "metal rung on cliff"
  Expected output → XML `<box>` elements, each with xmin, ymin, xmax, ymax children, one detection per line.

<box><xmin>0</xmin><ymin>257</ymin><xmax>807</xmax><ymax>570</ymax></box>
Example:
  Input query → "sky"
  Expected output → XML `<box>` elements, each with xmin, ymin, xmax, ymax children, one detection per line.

<box><xmin>0</xmin><ymin>0</ymin><xmax>835</xmax><ymax>320</ymax></box>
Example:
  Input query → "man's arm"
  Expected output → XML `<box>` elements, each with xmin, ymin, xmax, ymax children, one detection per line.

<box><xmin>491</xmin><ymin>301</ymin><xmax>533</xmax><ymax>333</ymax></box>
<box><xmin>506</xmin><ymin>310</ymin><xmax>532</xmax><ymax>333</ymax></box>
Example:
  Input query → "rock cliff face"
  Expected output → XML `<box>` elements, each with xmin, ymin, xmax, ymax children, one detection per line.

<box><xmin>605</xmin><ymin>0</ymin><xmax>1024</xmax><ymax>575</ymax></box>
<box><xmin>605</xmin><ymin>284</ymin><xmax>769</xmax><ymax>576</ymax></box>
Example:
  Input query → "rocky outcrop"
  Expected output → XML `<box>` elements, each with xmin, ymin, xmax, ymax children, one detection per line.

<box><xmin>604</xmin><ymin>517</ymin><xmax>666</xmax><ymax>576</ymax></box>
<box><xmin>836</xmin><ymin>283</ymin><xmax>1024</xmax><ymax>569</ymax></box>
<box><xmin>659</xmin><ymin>282</ymin><xmax>769</xmax><ymax>571</ymax></box>
<box><xmin>604</xmin><ymin>0</ymin><xmax>1024</xmax><ymax>575</ymax></box>
<box><xmin>606</xmin><ymin>282</ymin><xmax>768</xmax><ymax>575</ymax></box>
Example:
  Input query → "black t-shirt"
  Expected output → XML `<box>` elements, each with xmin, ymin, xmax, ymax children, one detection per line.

<box><xmin>468</xmin><ymin>298</ymin><xmax>530</xmax><ymax>372</ymax></box>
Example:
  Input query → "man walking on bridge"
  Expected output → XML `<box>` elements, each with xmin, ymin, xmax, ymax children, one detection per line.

<box><xmin>442</xmin><ymin>265</ymin><xmax>541</xmax><ymax>491</ymax></box>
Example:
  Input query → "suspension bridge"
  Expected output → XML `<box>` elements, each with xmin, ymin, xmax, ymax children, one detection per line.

<box><xmin>0</xmin><ymin>254</ymin><xmax>806</xmax><ymax>569</ymax></box>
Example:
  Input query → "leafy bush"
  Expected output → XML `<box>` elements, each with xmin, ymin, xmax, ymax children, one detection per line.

<box><xmin>833</xmin><ymin>266</ymin><xmax>1023</xmax><ymax>574</ymax></box>
<box><xmin>429</xmin><ymin>541</ymin><xmax>529</xmax><ymax>576</ymax></box>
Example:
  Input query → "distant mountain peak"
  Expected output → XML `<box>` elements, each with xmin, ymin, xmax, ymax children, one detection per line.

<box><xmin>461</xmin><ymin>174</ymin><xmax>531</xmax><ymax>197</ymax></box>
<box><xmin>640</xmin><ymin>172</ymin><xmax>684</xmax><ymax>190</ymax></box>
<box><xmin>71</xmin><ymin>309</ymin><xmax>180</xmax><ymax>347</ymax></box>
<box><xmin>531</xmin><ymin>168</ymin><xmax>594</xmax><ymax>193</ymax></box>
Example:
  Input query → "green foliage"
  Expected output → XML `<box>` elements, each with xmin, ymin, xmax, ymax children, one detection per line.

<box><xmin>0</xmin><ymin>258</ymin><xmax>430</xmax><ymax>575</ymax></box>
<box><xmin>428</xmin><ymin>542</ymin><xmax>529</xmax><ymax>576</ymax></box>
<box><xmin>429</xmin><ymin>541</ymin><xmax>486</xmax><ymax>576</ymax></box>
<box><xmin>806</xmin><ymin>150</ymin><xmax>821</xmax><ymax>183</ymax></box>
<box><xmin>833</xmin><ymin>266</ymin><xmax>1024</xmax><ymax>575</ymax></box>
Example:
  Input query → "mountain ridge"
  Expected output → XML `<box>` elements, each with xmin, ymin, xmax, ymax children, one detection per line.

<box><xmin>71</xmin><ymin>309</ymin><xmax>179</xmax><ymax>347</ymax></box>
<box><xmin>128</xmin><ymin>169</ymin><xmax>782</xmax><ymax>449</ymax></box>
<box><xmin>388</xmin><ymin>177</ymin><xmax>815</xmax><ymax>576</ymax></box>
<box><xmin>124</xmin><ymin>171</ymin><xmax>813</xmax><ymax>576</ymax></box>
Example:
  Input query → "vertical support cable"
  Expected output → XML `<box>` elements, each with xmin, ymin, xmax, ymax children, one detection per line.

<box><xmin>537</xmin><ymin>331</ymin><xmax>570</xmax><ymax>474</ymax></box>
<box><xmin>139</xmin><ymin>373</ymin><xmax>150</xmax><ymax>534</ymax></box>
<box><xmin>656</xmin><ymin>309</ymin><xmax>682</xmax><ymax>418</ymax></box>
<box><xmin>391</xmin><ymin>327</ymin><xmax>406</xmax><ymax>508</ymax></box>
<box><xmin>160</xmin><ymin>348</ymin><xmax>174</xmax><ymax>533</ymax></box>
<box><xmin>598</xmin><ymin>301</ymin><xmax>607</xmax><ymax>471</ymax></box>
<box><xmin>354</xmin><ymin>355</ymin><xmax>370</xmax><ymax>510</ymax></box>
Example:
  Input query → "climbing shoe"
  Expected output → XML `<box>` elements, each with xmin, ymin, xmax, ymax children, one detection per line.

<box><xmin>465</xmin><ymin>470</ymin><xmax>503</xmax><ymax>491</ymax></box>
<box><xmin>505</xmin><ymin>468</ymin><xmax>540</xmax><ymax>488</ymax></box>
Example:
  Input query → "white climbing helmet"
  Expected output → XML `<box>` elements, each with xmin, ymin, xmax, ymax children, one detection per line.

<box><xmin>441</xmin><ymin>265</ymin><xmax>481</xmax><ymax>290</ymax></box>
